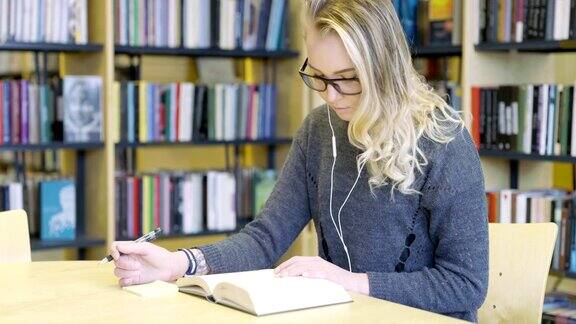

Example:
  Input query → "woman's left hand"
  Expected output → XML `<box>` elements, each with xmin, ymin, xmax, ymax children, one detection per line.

<box><xmin>274</xmin><ymin>256</ymin><xmax>369</xmax><ymax>295</ymax></box>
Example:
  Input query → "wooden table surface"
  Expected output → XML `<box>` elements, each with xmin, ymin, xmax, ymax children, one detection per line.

<box><xmin>0</xmin><ymin>261</ymin><xmax>467</xmax><ymax>323</ymax></box>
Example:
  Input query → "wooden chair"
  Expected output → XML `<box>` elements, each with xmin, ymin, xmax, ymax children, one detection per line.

<box><xmin>478</xmin><ymin>223</ymin><xmax>558</xmax><ymax>324</ymax></box>
<box><xmin>0</xmin><ymin>209</ymin><xmax>31</xmax><ymax>263</ymax></box>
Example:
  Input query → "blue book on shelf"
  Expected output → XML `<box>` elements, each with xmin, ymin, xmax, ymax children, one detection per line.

<box><xmin>127</xmin><ymin>82</ymin><xmax>135</xmax><ymax>143</ymax></box>
<box><xmin>265</xmin><ymin>0</ymin><xmax>286</xmax><ymax>51</ymax></box>
<box><xmin>40</xmin><ymin>180</ymin><xmax>76</xmax><ymax>241</ymax></box>
<box><xmin>3</xmin><ymin>81</ymin><xmax>10</xmax><ymax>143</ymax></box>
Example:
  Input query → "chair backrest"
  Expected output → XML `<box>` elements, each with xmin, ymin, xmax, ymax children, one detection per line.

<box><xmin>478</xmin><ymin>223</ymin><xmax>558</xmax><ymax>324</ymax></box>
<box><xmin>0</xmin><ymin>209</ymin><xmax>31</xmax><ymax>263</ymax></box>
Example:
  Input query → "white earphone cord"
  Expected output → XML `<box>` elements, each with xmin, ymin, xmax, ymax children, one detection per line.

<box><xmin>326</xmin><ymin>106</ymin><xmax>365</xmax><ymax>272</ymax></box>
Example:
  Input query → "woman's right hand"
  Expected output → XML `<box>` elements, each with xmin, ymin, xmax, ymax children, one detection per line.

<box><xmin>110</xmin><ymin>241</ymin><xmax>189</xmax><ymax>286</ymax></box>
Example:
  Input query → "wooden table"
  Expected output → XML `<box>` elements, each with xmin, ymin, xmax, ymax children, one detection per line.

<box><xmin>0</xmin><ymin>261</ymin><xmax>466</xmax><ymax>323</ymax></box>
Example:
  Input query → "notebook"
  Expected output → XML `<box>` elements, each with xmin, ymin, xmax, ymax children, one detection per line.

<box><xmin>177</xmin><ymin>269</ymin><xmax>353</xmax><ymax>316</ymax></box>
<box><xmin>122</xmin><ymin>280</ymin><xmax>179</xmax><ymax>298</ymax></box>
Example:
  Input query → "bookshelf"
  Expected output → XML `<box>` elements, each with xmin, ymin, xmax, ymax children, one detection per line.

<box><xmin>30</xmin><ymin>236</ymin><xmax>106</xmax><ymax>251</ymax></box>
<box><xmin>0</xmin><ymin>142</ymin><xmax>104</xmax><ymax>151</ymax></box>
<box><xmin>459</xmin><ymin>1</ymin><xmax>576</xmax><ymax>311</ymax></box>
<box><xmin>115</xmin><ymin>46</ymin><xmax>299</xmax><ymax>59</ymax></box>
<box><xmin>475</xmin><ymin>40</ymin><xmax>576</xmax><ymax>52</ymax></box>
<box><xmin>411</xmin><ymin>45</ymin><xmax>462</xmax><ymax>57</ymax></box>
<box><xmin>104</xmin><ymin>0</ymin><xmax>305</xmax><ymax>257</ymax></box>
<box><xmin>115</xmin><ymin>138</ymin><xmax>293</xmax><ymax>149</ymax></box>
<box><xmin>0</xmin><ymin>42</ymin><xmax>103</xmax><ymax>53</ymax></box>
<box><xmin>0</xmin><ymin>0</ymin><xmax>111</xmax><ymax>259</ymax></box>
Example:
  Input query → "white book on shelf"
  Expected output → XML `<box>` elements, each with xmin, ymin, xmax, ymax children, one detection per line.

<box><xmin>167</xmin><ymin>0</ymin><xmax>176</xmax><ymax>47</ymax></box>
<box><xmin>31</xmin><ymin>0</ymin><xmax>39</xmax><ymax>42</ymax></box>
<box><xmin>0</xmin><ymin>0</ymin><xmax>8</xmax><ymax>43</ymax></box>
<box><xmin>53</xmin><ymin>0</ymin><xmax>62</xmax><ymax>43</ymax></box>
<box><xmin>9</xmin><ymin>182</ymin><xmax>23</xmax><ymax>210</ymax></box>
<box><xmin>118</xmin><ymin>0</ymin><xmax>125</xmax><ymax>45</ymax></box>
<box><xmin>45</xmin><ymin>0</ymin><xmax>53</xmax><ymax>42</ymax></box>
<box><xmin>79</xmin><ymin>0</ymin><xmax>88</xmax><ymax>43</ymax></box>
<box><xmin>182</xmin><ymin>175</ymin><xmax>193</xmax><ymax>234</ymax></box>
<box><xmin>523</xmin><ymin>84</ymin><xmax>534</xmax><ymax>154</ymax></box>
<box><xmin>515</xmin><ymin>193</ymin><xmax>527</xmax><ymax>224</ymax></box>
<box><xmin>499</xmin><ymin>189</ymin><xmax>514</xmax><ymax>223</ymax></box>
<box><xmin>158</xmin><ymin>174</ymin><xmax>168</xmax><ymax>235</ymax></box>
<box><xmin>207</xmin><ymin>172</ymin><xmax>217</xmax><ymax>230</ymax></box>
<box><xmin>146</xmin><ymin>0</ymin><xmax>154</xmax><ymax>46</ymax></box>
<box><xmin>215</xmin><ymin>84</ymin><xmax>223</xmax><ymax>140</ymax></box>
<box><xmin>226</xmin><ymin>172</ymin><xmax>236</xmax><ymax>230</ymax></box>
<box><xmin>22</xmin><ymin>0</ymin><xmax>32</xmax><ymax>42</ymax></box>
<box><xmin>8</xmin><ymin>0</ymin><xmax>17</xmax><ymax>41</ymax></box>
<box><xmin>60</xmin><ymin>0</ymin><xmax>69</xmax><ymax>43</ymax></box>
<box><xmin>178</xmin><ymin>83</ymin><xmax>186</xmax><ymax>141</ymax></box>
<box><xmin>15</xmin><ymin>0</ymin><xmax>23</xmax><ymax>41</ymax></box>
<box><xmin>538</xmin><ymin>85</ymin><xmax>549</xmax><ymax>156</ymax></box>
<box><xmin>200</xmin><ymin>0</ymin><xmax>211</xmax><ymax>48</ymax></box>
<box><xmin>154</xmin><ymin>0</ymin><xmax>162</xmax><ymax>47</ymax></box>
<box><xmin>182</xmin><ymin>0</ymin><xmax>190</xmax><ymax>47</ymax></box>
<box><xmin>554</xmin><ymin>0</ymin><xmax>571</xmax><ymax>40</ymax></box>
<box><xmin>190</xmin><ymin>174</ymin><xmax>203</xmax><ymax>233</ymax></box>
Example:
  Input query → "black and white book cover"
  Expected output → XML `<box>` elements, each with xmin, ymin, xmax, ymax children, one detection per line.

<box><xmin>63</xmin><ymin>76</ymin><xmax>103</xmax><ymax>142</ymax></box>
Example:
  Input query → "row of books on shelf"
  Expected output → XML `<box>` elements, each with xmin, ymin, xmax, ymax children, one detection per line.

<box><xmin>0</xmin><ymin>76</ymin><xmax>103</xmax><ymax>145</ymax></box>
<box><xmin>479</xmin><ymin>0</ymin><xmax>576</xmax><ymax>44</ymax></box>
<box><xmin>486</xmin><ymin>188</ymin><xmax>575</xmax><ymax>272</ymax></box>
<box><xmin>393</xmin><ymin>0</ymin><xmax>463</xmax><ymax>47</ymax></box>
<box><xmin>471</xmin><ymin>84</ymin><xmax>576</xmax><ymax>155</ymax></box>
<box><xmin>0</xmin><ymin>0</ymin><xmax>89</xmax><ymax>45</ymax></box>
<box><xmin>114</xmin><ymin>168</ymin><xmax>277</xmax><ymax>239</ymax></box>
<box><xmin>114</xmin><ymin>0</ymin><xmax>289</xmax><ymax>51</ymax></box>
<box><xmin>112</xmin><ymin>81</ymin><xmax>277</xmax><ymax>143</ymax></box>
<box><xmin>1</xmin><ymin>176</ymin><xmax>76</xmax><ymax>241</ymax></box>
<box><xmin>543</xmin><ymin>292</ymin><xmax>576</xmax><ymax>322</ymax></box>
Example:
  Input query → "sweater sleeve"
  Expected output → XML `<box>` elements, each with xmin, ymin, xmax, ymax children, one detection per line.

<box><xmin>366</xmin><ymin>129</ymin><xmax>489</xmax><ymax>316</ymax></box>
<box><xmin>196</xmin><ymin>129</ymin><xmax>312</xmax><ymax>274</ymax></box>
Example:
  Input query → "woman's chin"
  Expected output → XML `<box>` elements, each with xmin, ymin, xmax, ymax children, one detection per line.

<box><xmin>332</xmin><ymin>107</ymin><xmax>354</xmax><ymax>121</ymax></box>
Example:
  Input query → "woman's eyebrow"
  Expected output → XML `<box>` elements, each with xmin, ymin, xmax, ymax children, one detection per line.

<box><xmin>308</xmin><ymin>62</ymin><xmax>356</xmax><ymax>75</ymax></box>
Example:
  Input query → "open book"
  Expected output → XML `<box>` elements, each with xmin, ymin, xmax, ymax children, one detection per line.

<box><xmin>177</xmin><ymin>269</ymin><xmax>352</xmax><ymax>316</ymax></box>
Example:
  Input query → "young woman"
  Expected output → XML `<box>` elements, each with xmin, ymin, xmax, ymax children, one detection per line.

<box><xmin>111</xmin><ymin>0</ymin><xmax>488</xmax><ymax>321</ymax></box>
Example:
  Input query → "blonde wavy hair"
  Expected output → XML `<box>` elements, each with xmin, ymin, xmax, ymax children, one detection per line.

<box><xmin>304</xmin><ymin>0</ymin><xmax>464</xmax><ymax>196</ymax></box>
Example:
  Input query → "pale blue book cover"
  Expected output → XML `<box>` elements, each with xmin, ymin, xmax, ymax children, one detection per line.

<box><xmin>40</xmin><ymin>180</ymin><xmax>76</xmax><ymax>241</ymax></box>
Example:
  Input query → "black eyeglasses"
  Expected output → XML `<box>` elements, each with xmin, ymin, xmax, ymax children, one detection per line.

<box><xmin>298</xmin><ymin>58</ymin><xmax>362</xmax><ymax>95</ymax></box>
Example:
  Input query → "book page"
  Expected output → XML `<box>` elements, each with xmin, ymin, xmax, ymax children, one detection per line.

<box><xmin>213</xmin><ymin>269</ymin><xmax>352</xmax><ymax>316</ymax></box>
<box><xmin>178</xmin><ymin>269</ymin><xmax>272</xmax><ymax>297</ymax></box>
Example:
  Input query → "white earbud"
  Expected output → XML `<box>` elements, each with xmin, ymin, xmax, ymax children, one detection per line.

<box><xmin>326</xmin><ymin>106</ymin><xmax>365</xmax><ymax>272</ymax></box>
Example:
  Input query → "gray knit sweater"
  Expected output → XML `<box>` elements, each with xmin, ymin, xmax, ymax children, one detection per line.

<box><xmin>198</xmin><ymin>105</ymin><xmax>489</xmax><ymax>322</ymax></box>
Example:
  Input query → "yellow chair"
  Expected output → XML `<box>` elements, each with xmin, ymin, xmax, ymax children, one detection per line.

<box><xmin>0</xmin><ymin>209</ymin><xmax>31</xmax><ymax>263</ymax></box>
<box><xmin>478</xmin><ymin>223</ymin><xmax>558</xmax><ymax>324</ymax></box>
